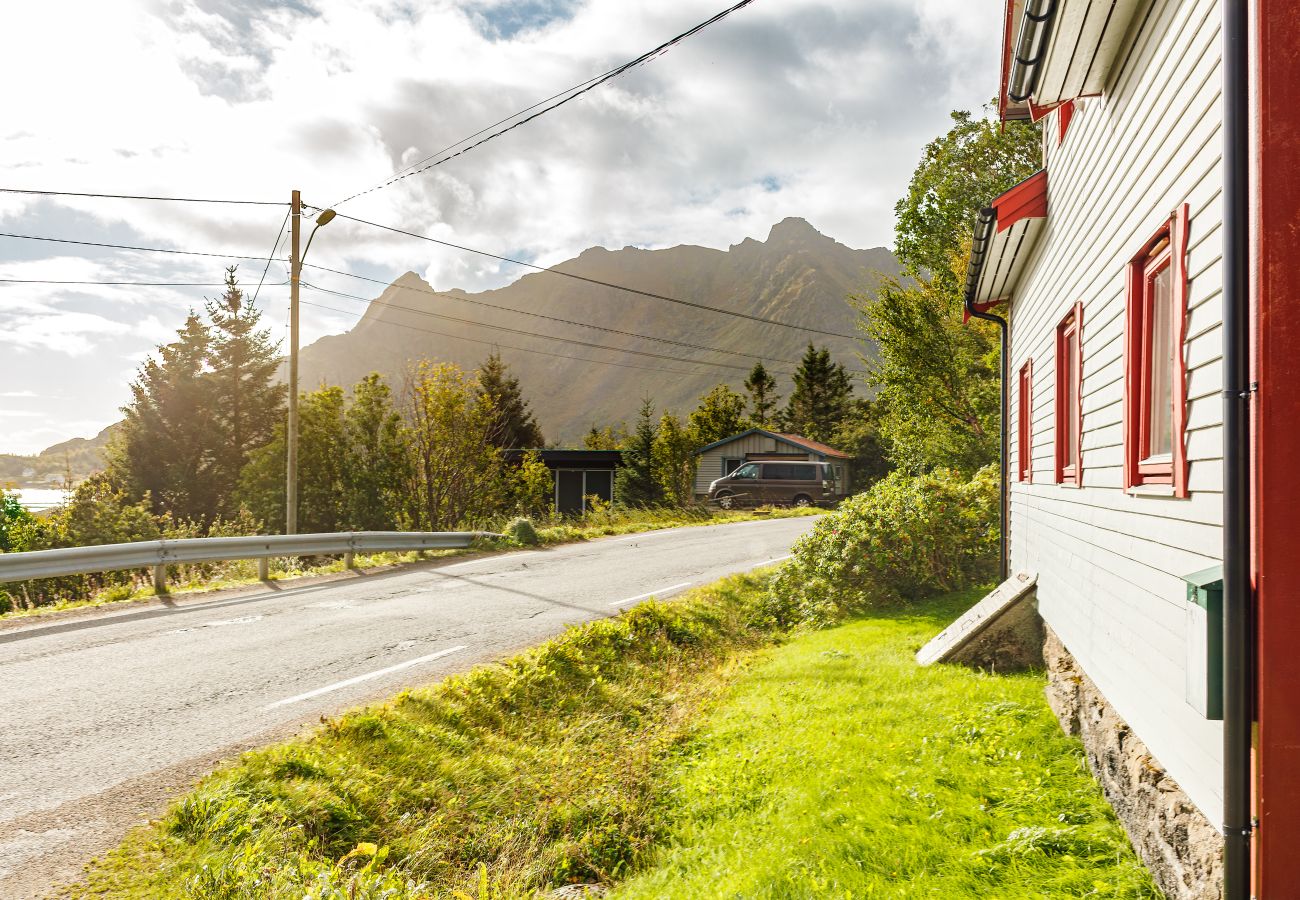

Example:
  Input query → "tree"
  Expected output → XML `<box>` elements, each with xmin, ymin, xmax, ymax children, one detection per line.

<box><xmin>583</xmin><ymin>424</ymin><xmax>628</xmax><ymax>450</ymax></box>
<box><xmin>830</xmin><ymin>398</ymin><xmax>891</xmax><ymax>491</ymax></box>
<box><xmin>743</xmin><ymin>362</ymin><xmax>780</xmax><ymax>429</ymax></box>
<box><xmin>511</xmin><ymin>449</ymin><xmax>554</xmax><ymax>519</ymax></box>
<box><xmin>342</xmin><ymin>373</ymin><xmax>411</xmax><ymax>530</ymax></box>
<box><xmin>204</xmin><ymin>268</ymin><xmax>285</xmax><ymax>516</ymax></box>
<box><xmin>405</xmin><ymin>361</ymin><xmax>504</xmax><ymax>530</ymax></box>
<box><xmin>108</xmin><ymin>313</ymin><xmax>216</xmax><ymax>523</ymax></box>
<box><xmin>858</xmin><ymin>258</ymin><xmax>1000</xmax><ymax>473</ymax></box>
<box><xmin>477</xmin><ymin>352</ymin><xmax>544</xmax><ymax>449</ymax></box>
<box><xmin>0</xmin><ymin>491</ymin><xmax>34</xmax><ymax>553</ymax></box>
<box><xmin>894</xmin><ymin>103</ymin><xmax>1041</xmax><ymax>289</ymax></box>
<box><xmin>688</xmin><ymin>384</ymin><xmax>747</xmax><ymax>447</ymax></box>
<box><xmin>781</xmin><ymin>344</ymin><xmax>854</xmax><ymax>444</ymax></box>
<box><xmin>653</xmin><ymin>413</ymin><xmax>696</xmax><ymax>506</ymax></box>
<box><xmin>615</xmin><ymin>399</ymin><xmax>662</xmax><ymax>507</ymax></box>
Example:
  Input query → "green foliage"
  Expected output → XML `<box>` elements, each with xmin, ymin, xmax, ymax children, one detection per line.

<box><xmin>858</xmin><ymin>268</ymin><xmax>1001</xmax><ymax>472</ymax></box>
<box><xmin>0</xmin><ymin>490</ymin><xmax>34</xmax><ymax>552</ymax></box>
<box><xmin>615</xmin><ymin>400</ymin><xmax>662</xmax><ymax>508</ymax></box>
<box><xmin>769</xmin><ymin>466</ymin><xmax>999</xmax><ymax>626</ymax></box>
<box><xmin>894</xmin><ymin>104</ymin><xmax>1042</xmax><ymax>289</ymax></box>
<box><xmin>476</xmin><ymin>352</ymin><xmax>544</xmax><ymax>450</ymax></box>
<box><xmin>583</xmin><ymin>424</ymin><xmax>628</xmax><ymax>450</ymax></box>
<box><xmin>615</xmin><ymin>590</ymin><xmax>1159</xmax><ymax>900</ymax></box>
<box><xmin>504</xmin><ymin>516</ymin><xmax>539</xmax><ymax>546</ymax></box>
<box><xmin>779</xmin><ymin>344</ymin><xmax>853</xmax><ymax>444</ymax></box>
<box><xmin>652</xmin><ymin>413</ymin><xmax>696</xmax><ymax>507</ymax></box>
<box><xmin>742</xmin><ymin>362</ymin><xmax>780</xmax><ymax>429</ymax></box>
<box><xmin>509</xmin><ymin>449</ymin><xmax>554</xmax><ymax>520</ymax></box>
<box><xmin>343</xmin><ymin>373</ymin><xmax>411</xmax><ymax>531</ymax></box>
<box><xmin>828</xmin><ymin>399</ymin><xmax>890</xmax><ymax>491</ymax></box>
<box><xmin>686</xmin><ymin>384</ymin><xmax>746</xmax><ymax>448</ymax></box>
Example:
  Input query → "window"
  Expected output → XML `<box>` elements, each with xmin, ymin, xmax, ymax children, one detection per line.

<box><xmin>1018</xmin><ymin>359</ymin><xmax>1033</xmax><ymax>482</ymax></box>
<box><xmin>1124</xmin><ymin>205</ymin><xmax>1190</xmax><ymax>495</ymax></box>
<box><xmin>761</xmin><ymin>464</ymin><xmax>817</xmax><ymax>481</ymax></box>
<box><xmin>1055</xmin><ymin>304</ymin><xmax>1083</xmax><ymax>484</ymax></box>
<box><xmin>722</xmin><ymin>457</ymin><xmax>743</xmax><ymax>475</ymax></box>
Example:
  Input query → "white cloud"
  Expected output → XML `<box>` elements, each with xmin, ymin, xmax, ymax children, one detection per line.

<box><xmin>0</xmin><ymin>0</ymin><xmax>1004</xmax><ymax>452</ymax></box>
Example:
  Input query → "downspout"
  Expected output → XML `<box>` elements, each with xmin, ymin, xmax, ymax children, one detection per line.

<box><xmin>965</xmin><ymin>208</ymin><xmax>1009</xmax><ymax>582</ymax></box>
<box><xmin>1220</xmin><ymin>0</ymin><xmax>1252</xmax><ymax>895</ymax></box>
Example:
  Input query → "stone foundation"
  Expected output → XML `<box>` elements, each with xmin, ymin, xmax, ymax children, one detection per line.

<box><xmin>1043</xmin><ymin>626</ymin><xmax>1223</xmax><ymax>899</ymax></box>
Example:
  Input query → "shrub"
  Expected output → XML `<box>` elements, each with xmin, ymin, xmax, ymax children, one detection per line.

<box><xmin>505</xmin><ymin>517</ymin><xmax>539</xmax><ymax>546</ymax></box>
<box><xmin>768</xmin><ymin>465</ymin><xmax>998</xmax><ymax>626</ymax></box>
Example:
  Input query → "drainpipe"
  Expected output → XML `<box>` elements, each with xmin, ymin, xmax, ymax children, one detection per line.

<box><xmin>1220</xmin><ymin>0</ymin><xmax>1252</xmax><ymax>895</ymax></box>
<box><xmin>965</xmin><ymin>208</ymin><xmax>1009</xmax><ymax>582</ymax></box>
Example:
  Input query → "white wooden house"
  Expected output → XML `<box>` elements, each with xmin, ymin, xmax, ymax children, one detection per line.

<box><xmin>962</xmin><ymin>1</ymin><xmax>1300</xmax><ymax>896</ymax></box>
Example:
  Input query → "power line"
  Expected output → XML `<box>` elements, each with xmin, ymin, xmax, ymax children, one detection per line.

<box><xmin>298</xmin><ymin>298</ymin><xmax>716</xmax><ymax>378</ymax></box>
<box><xmin>300</xmin><ymin>281</ymin><xmax>788</xmax><ymax>376</ymax></box>
<box><xmin>299</xmin><ymin>260</ymin><xmax>802</xmax><ymax>366</ymax></box>
<box><xmin>250</xmin><ymin>212</ymin><xmax>291</xmax><ymax>308</ymax></box>
<box><xmin>309</xmin><ymin>209</ymin><xmax>860</xmax><ymax>340</ymax></box>
<box><xmin>0</xmin><ymin>278</ymin><xmax>251</xmax><ymax>287</ymax></box>
<box><xmin>0</xmin><ymin>188</ymin><xmax>285</xmax><ymax>205</ymax></box>
<box><xmin>0</xmin><ymin>231</ymin><xmax>277</xmax><ymax>262</ymax></box>
<box><xmin>329</xmin><ymin>0</ymin><xmax>756</xmax><ymax>207</ymax></box>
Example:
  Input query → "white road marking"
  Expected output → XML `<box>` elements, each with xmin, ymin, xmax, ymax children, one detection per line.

<box><xmin>753</xmin><ymin>554</ymin><xmax>794</xmax><ymax>567</ymax></box>
<box><xmin>608</xmin><ymin>582</ymin><xmax>693</xmax><ymax>606</ymax></box>
<box><xmin>262</xmin><ymin>645</ymin><xmax>467</xmax><ymax>710</ymax></box>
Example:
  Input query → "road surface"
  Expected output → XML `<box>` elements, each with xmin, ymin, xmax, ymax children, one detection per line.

<box><xmin>0</xmin><ymin>515</ymin><xmax>816</xmax><ymax>898</ymax></box>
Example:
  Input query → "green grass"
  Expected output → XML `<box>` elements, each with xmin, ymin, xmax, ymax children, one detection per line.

<box><xmin>70</xmin><ymin>573</ymin><xmax>783</xmax><ymax>899</ymax></box>
<box><xmin>2</xmin><ymin>505</ymin><xmax>819</xmax><ymax>623</ymax></box>
<box><xmin>613</xmin><ymin>588</ymin><xmax>1160</xmax><ymax>900</ymax></box>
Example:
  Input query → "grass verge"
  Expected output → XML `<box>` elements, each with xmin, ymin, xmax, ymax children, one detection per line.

<box><xmin>2</xmin><ymin>505</ymin><xmax>818</xmax><ymax>623</ymax></box>
<box><xmin>70</xmin><ymin>572</ymin><xmax>783</xmax><ymax>898</ymax></box>
<box><xmin>613</xmin><ymin>587</ymin><xmax>1160</xmax><ymax>899</ymax></box>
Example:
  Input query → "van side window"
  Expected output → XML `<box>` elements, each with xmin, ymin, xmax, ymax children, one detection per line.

<box><xmin>732</xmin><ymin>463</ymin><xmax>759</xmax><ymax>479</ymax></box>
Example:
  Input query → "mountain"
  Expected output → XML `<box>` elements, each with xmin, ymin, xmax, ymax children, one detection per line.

<box><xmin>0</xmin><ymin>425</ymin><xmax>117</xmax><ymax>488</ymax></box>
<box><xmin>298</xmin><ymin>217</ymin><xmax>899</xmax><ymax>444</ymax></box>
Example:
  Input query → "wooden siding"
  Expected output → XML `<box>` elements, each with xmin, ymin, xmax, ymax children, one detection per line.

<box><xmin>1008</xmin><ymin>0</ymin><xmax>1225</xmax><ymax>824</ymax></box>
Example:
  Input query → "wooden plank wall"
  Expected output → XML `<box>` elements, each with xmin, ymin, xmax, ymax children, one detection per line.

<box><xmin>1008</xmin><ymin>0</ymin><xmax>1225</xmax><ymax>824</ymax></box>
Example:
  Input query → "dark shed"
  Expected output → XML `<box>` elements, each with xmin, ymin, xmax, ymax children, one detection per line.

<box><xmin>503</xmin><ymin>449</ymin><xmax>623</xmax><ymax>515</ymax></box>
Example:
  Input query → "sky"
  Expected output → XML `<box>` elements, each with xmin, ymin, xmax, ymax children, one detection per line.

<box><xmin>0</xmin><ymin>0</ymin><xmax>1001</xmax><ymax>455</ymax></box>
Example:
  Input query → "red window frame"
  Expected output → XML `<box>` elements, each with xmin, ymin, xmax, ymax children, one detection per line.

<box><xmin>1123</xmin><ymin>205</ymin><xmax>1190</xmax><ymax>496</ymax></box>
<box><xmin>1055</xmin><ymin>303</ymin><xmax>1083</xmax><ymax>485</ymax></box>
<box><xmin>1017</xmin><ymin>359</ymin><xmax>1033</xmax><ymax>482</ymax></box>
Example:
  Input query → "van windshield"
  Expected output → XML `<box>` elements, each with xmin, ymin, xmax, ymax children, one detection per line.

<box><xmin>731</xmin><ymin>463</ymin><xmax>760</xmax><ymax>479</ymax></box>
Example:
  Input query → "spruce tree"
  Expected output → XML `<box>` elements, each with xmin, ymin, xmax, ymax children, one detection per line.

<box><xmin>653</xmin><ymin>413</ymin><xmax>697</xmax><ymax>506</ymax></box>
<box><xmin>781</xmin><ymin>344</ymin><xmax>854</xmax><ymax>444</ymax></box>
<box><xmin>615</xmin><ymin>399</ymin><xmax>662</xmax><ymax>507</ymax></box>
<box><xmin>343</xmin><ymin>373</ymin><xmax>411</xmax><ymax>530</ymax></box>
<box><xmin>109</xmin><ymin>313</ymin><xmax>215</xmax><ymax>522</ymax></box>
<box><xmin>205</xmin><ymin>267</ymin><xmax>285</xmax><ymax>516</ymax></box>
<box><xmin>477</xmin><ymin>352</ymin><xmax>544</xmax><ymax>449</ymax></box>
<box><xmin>744</xmin><ymin>361</ymin><xmax>780</xmax><ymax>429</ymax></box>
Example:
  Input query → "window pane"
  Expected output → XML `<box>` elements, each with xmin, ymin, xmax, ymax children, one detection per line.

<box><xmin>1064</xmin><ymin>332</ymin><xmax>1077</xmax><ymax>459</ymax></box>
<box><xmin>1148</xmin><ymin>265</ymin><xmax>1174</xmax><ymax>458</ymax></box>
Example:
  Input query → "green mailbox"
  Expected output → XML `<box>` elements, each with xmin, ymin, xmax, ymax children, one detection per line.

<box><xmin>1183</xmin><ymin>565</ymin><xmax>1224</xmax><ymax>720</ymax></box>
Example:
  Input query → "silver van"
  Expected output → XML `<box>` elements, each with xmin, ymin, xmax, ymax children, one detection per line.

<box><xmin>708</xmin><ymin>460</ymin><xmax>840</xmax><ymax>508</ymax></box>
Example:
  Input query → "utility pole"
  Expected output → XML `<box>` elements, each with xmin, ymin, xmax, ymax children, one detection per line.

<box><xmin>286</xmin><ymin>190</ymin><xmax>301</xmax><ymax>535</ymax></box>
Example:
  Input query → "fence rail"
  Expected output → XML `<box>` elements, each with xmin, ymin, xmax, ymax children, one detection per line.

<box><xmin>0</xmin><ymin>531</ymin><xmax>495</xmax><ymax>590</ymax></box>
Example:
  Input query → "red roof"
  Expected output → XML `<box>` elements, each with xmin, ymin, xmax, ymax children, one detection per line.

<box><xmin>775</xmin><ymin>433</ymin><xmax>852</xmax><ymax>459</ymax></box>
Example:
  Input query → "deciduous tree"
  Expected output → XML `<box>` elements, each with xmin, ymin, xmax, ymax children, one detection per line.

<box><xmin>653</xmin><ymin>413</ymin><xmax>696</xmax><ymax>506</ymax></box>
<box><xmin>343</xmin><ymin>373</ymin><xmax>410</xmax><ymax>530</ymax></box>
<box><xmin>688</xmin><ymin>384</ymin><xmax>747</xmax><ymax>447</ymax></box>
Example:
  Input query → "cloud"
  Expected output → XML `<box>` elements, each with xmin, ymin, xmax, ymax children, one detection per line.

<box><xmin>0</xmin><ymin>0</ymin><xmax>1004</xmax><ymax>452</ymax></box>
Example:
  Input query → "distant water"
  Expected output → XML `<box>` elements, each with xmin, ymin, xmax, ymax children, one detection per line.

<box><xmin>11</xmin><ymin>488</ymin><xmax>69</xmax><ymax>512</ymax></box>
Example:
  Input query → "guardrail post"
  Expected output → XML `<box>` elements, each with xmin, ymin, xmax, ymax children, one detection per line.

<box><xmin>344</xmin><ymin>551</ymin><xmax>355</xmax><ymax>570</ymax></box>
<box><xmin>258</xmin><ymin>557</ymin><xmax>269</xmax><ymax>581</ymax></box>
<box><xmin>153</xmin><ymin>564</ymin><xmax>168</xmax><ymax>594</ymax></box>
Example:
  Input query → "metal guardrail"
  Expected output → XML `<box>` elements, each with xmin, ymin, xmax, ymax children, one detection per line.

<box><xmin>0</xmin><ymin>531</ymin><xmax>496</xmax><ymax>591</ymax></box>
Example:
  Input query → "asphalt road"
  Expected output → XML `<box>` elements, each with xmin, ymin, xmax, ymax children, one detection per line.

<box><xmin>0</xmin><ymin>515</ymin><xmax>817</xmax><ymax>898</ymax></box>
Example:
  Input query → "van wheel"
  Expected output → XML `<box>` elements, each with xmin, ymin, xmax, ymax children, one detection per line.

<box><xmin>792</xmin><ymin>494</ymin><xmax>814</xmax><ymax>508</ymax></box>
<box><xmin>715</xmin><ymin>491</ymin><xmax>736</xmax><ymax>510</ymax></box>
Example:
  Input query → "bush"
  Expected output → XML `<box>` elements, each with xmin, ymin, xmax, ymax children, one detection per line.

<box><xmin>768</xmin><ymin>465</ymin><xmax>998</xmax><ymax>626</ymax></box>
<box><xmin>505</xmin><ymin>517</ymin><xmax>539</xmax><ymax>546</ymax></box>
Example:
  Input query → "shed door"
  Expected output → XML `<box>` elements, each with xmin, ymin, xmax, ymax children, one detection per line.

<box><xmin>584</xmin><ymin>470</ymin><xmax>613</xmax><ymax>504</ymax></box>
<box><xmin>556</xmin><ymin>470</ymin><xmax>584</xmax><ymax>515</ymax></box>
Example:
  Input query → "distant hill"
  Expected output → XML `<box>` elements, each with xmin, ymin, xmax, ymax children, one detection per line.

<box><xmin>0</xmin><ymin>425</ymin><xmax>116</xmax><ymax>489</ymax></box>
<box><xmin>298</xmin><ymin>217</ymin><xmax>898</xmax><ymax>443</ymax></box>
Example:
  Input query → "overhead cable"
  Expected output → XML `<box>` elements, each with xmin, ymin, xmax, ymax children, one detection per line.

<box><xmin>0</xmin><ymin>231</ymin><xmax>277</xmax><ymax>262</ymax></box>
<box><xmin>0</xmin><ymin>188</ymin><xmax>284</xmax><ymax>205</ymax></box>
<box><xmin>329</xmin><ymin>0</ymin><xmax>756</xmax><ymax>207</ymax></box>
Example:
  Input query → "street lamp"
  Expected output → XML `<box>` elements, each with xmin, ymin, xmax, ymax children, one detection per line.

<box><xmin>286</xmin><ymin>191</ymin><xmax>336</xmax><ymax>535</ymax></box>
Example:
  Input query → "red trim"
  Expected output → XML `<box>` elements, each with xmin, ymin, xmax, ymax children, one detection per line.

<box><xmin>1057</xmin><ymin>100</ymin><xmax>1075</xmax><ymax>144</ymax></box>
<box><xmin>1018</xmin><ymin>359</ymin><xmax>1033</xmax><ymax>482</ymax></box>
<box><xmin>993</xmin><ymin>170</ymin><xmax>1049</xmax><ymax>233</ymax></box>
<box><xmin>1121</xmin><ymin>206</ymin><xmax>1190</xmax><ymax>496</ymax></box>
<box><xmin>1054</xmin><ymin>302</ymin><xmax>1083</xmax><ymax>485</ymax></box>
<box><xmin>1028</xmin><ymin>98</ymin><xmax>1063</xmax><ymax>122</ymax></box>
<box><xmin>962</xmin><ymin>298</ymin><xmax>1007</xmax><ymax>325</ymax></box>
<box><xmin>1254</xmin><ymin>5</ymin><xmax>1300</xmax><ymax>892</ymax></box>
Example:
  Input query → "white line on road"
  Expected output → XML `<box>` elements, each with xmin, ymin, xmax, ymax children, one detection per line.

<box><xmin>262</xmin><ymin>645</ymin><xmax>467</xmax><ymax>710</ymax></box>
<box><xmin>753</xmin><ymin>554</ymin><xmax>793</xmax><ymax>567</ymax></box>
<box><xmin>608</xmin><ymin>582</ymin><xmax>693</xmax><ymax>606</ymax></box>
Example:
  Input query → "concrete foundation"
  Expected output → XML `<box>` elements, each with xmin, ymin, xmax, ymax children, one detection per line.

<box><xmin>1043</xmin><ymin>626</ymin><xmax>1223</xmax><ymax>899</ymax></box>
